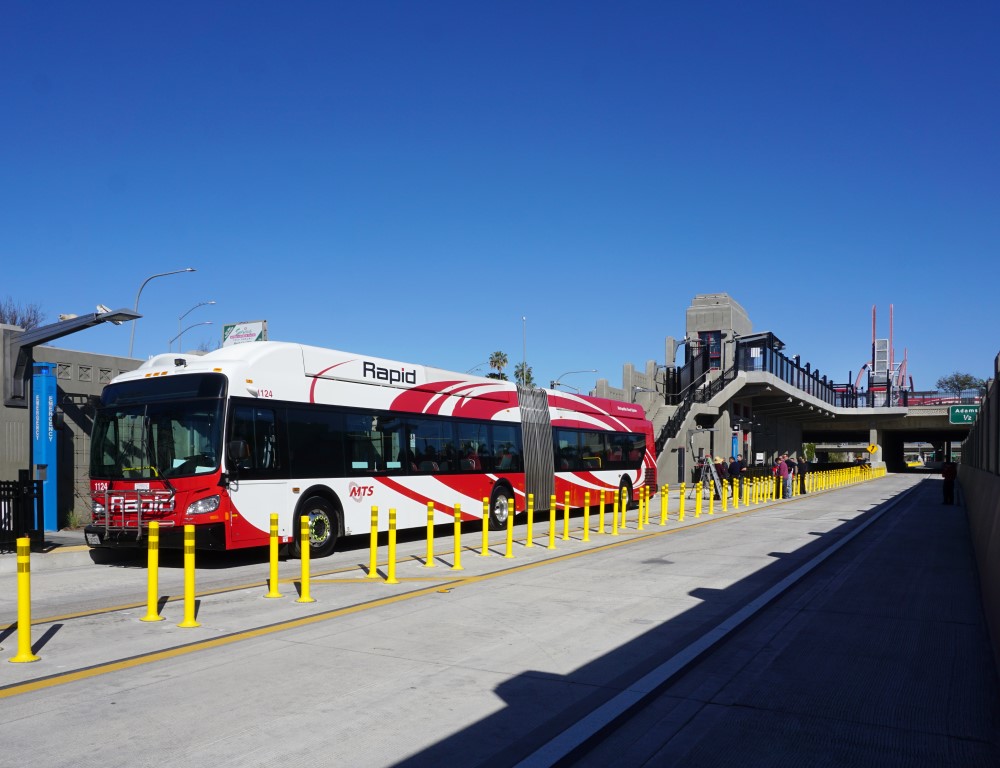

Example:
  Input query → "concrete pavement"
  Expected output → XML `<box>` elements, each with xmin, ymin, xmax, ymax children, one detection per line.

<box><xmin>0</xmin><ymin>474</ymin><xmax>996</xmax><ymax>767</ymax></box>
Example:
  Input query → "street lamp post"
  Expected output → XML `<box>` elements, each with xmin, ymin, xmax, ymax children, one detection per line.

<box><xmin>550</xmin><ymin>369</ymin><xmax>598</xmax><ymax>390</ymax></box>
<box><xmin>128</xmin><ymin>268</ymin><xmax>196</xmax><ymax>358</ymax></box>
<box><xmin>521</xmin><ymin>316</ymin><xmax>527</xmax><ymax>387</ymax></box>
<box><xmin>169</xmin><ymin>321</ymin><xmax>213</xmax><ymax>351</ymax></box>
<box><xmin>632</xmin><ymin>385</ymin><xmax>658</xmax><ymax>403</ymax></box>
<box><xmin>175</xmin><ymin>300</ymin><xmax>216</xmax><ymax>351</ymax></box>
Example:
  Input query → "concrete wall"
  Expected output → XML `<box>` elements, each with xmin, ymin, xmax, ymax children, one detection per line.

<box><xmin>685</xmin><ymin>293</ymin><xmax>752</xmax><ymax>339</ymax></box>
<box><xmin>1</xmin><ymin>324</ymin><xmax>140</xmax><ymax>526</ymax></box>
<box><xmin>958</xmin><ymin>466</ymin><xmax>1000</xmax><ymax>676</ymax></box>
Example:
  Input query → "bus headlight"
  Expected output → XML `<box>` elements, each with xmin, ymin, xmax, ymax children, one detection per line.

<box><xmin>92</xmin><ymin>501</ymin><xmax>106</xmax><ymax>519</ymax></box>
<box><xmin>187</xmin><ymin>495</ymin><xmax>221</xmax><ymax>515</ymax></box>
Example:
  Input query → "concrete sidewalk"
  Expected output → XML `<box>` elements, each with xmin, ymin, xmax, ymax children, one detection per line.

<box><xmin>0</xmin><ymin>528</ymin><xmax>94</xmax><ymax>574</ymax></box>
<box><xmin>570</xmin><ymin>476</ymin><xmax>1000</xmax><ymax>767</ymax></box>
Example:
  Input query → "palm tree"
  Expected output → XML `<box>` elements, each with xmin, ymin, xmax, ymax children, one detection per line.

<box><xmin>514</xmin><ymin>362</ymin><xmax>534</xmax><ymax>387</ymax></box>
<box><xmin>488</xmin><ymin>350</ymin><xmax>509</xmax><ymax>380</ymax></box>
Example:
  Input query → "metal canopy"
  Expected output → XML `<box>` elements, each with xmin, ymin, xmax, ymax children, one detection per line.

<box><xmin>3</xmin><ymin>308</ymin><xmax>140</xmax><ymax>407</ymax></box>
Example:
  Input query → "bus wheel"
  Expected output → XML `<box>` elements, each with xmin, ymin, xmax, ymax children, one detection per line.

<box><xmin>292</xmin><ymin>498</ymin><xmax>339</xmax><ymax>559</ymax></box>
<box><xmin>618</xmin><ymin>479</ymin><xmax>633</xmax><ymax>510</ymax></box>
<box><xmin>488</xmin><ymin>485</ymin><xmax>513</xmax><ymax>530</ymax></box>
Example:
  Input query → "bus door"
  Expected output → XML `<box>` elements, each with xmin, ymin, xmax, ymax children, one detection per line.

<box><xmin>227</xmin><ymin>405</ymin><xmax>291</xmax><ymax>542</ymax></box>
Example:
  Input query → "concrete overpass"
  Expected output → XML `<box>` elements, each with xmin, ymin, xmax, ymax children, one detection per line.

<box><xmin>593</xmin><ymin>295</ymin><xmax>980</xmax><ymax>484</ymax></box>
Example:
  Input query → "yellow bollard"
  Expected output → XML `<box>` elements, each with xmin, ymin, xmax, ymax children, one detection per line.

<box><xmin>637</xmin><ymin>487</ymin><xmax>644</xmax><ymax>531</ymax></box>
<box><xmin>178</xmin><ymin>525</ymin><xmax>201</xmax><ymax>626</ymax></box>
<box><xmin>695</xmin><ymin>482</ymin><xmax>703</xmax><ymax>517</ymax></box>
<box><xmin>9</xmin><ymin>537</ymin><xmax>40</xmax><ymax>662</ymax></box>
<box><xmin>708</xmin><ymin>481</ymin><xmax>715</xmax><ymax>515</ymax></box>
<box><xmin>660</xmin><ymin>484</ymin><xmax>669</xmax><ymax>525</ymax></box>
<box><xmin>142</xmin><ymin>521</ymin><xmax>167</xmax><ymax>619</ymax></box>
<box><xmin>526</xmin><ymin>493</ymin><xmax>534</xmax><ymax>547</ymax></box>
<box><xmin>598</xmin><ymin>491</ymin><xmax>606</xmax><ymax>534</ymax></box>
<box><xmin>733</xmin><ymin>479</ymin><xmax>739</xmax><ymax>510</ymax></box>
<box><xmin>297</xmin><ymin>515</ymin><xmax>316</xmax><ymax>602</ymax></box>
<box><xmin>481</xmin><ymin>497</ymin><xmax>490</xmax><ymax>557</ymax></box>
<box><xmin>452</xmin><ymin>504</ymin><xmax>464</xmax><ymax>570</ymax></box>
<box><xmin>611</xmin><ymin>492</ymin><xmax>620</xmax><ymax>536</ymax></box>
<box><xmin>679</xmin><ymin>483</ymin><xmax>686</xmax><ymax>521</ymax></box>
<box><xmin>366</xmin><ymin>505</ymin><xmax>380</xmax><ymax>579</ymax></box>
<box><xmin>583</xmin><ymin>491</ymin><xmax>591</xmax><ymax>542</ymax></box>
<box><xmin>424</xmin><ymin>501</ymin><xmax>436</xmax><ymax>568</ymax></box>
<box><xmin>385</xmin><ymin>508</ymin><xmax>400</xmax><ymax>584</ymax></box>
<box><xmin>504</xmin><ymin>496</ymin><xmax>515</xmax><ymax>558</ymax></box>
<box><xmin>562</xmin><ymin>490</ymin><xmax>571</xmax><ymax>540</ymax></box>
<box><xmin>620</xmin><ymin>488</ymin><xmax>628</xmax><ymax>531</ymax></box>
<box><xmin>721</xmin><ymin>480</ymin><xmax>728</xmax><ymax>512</ymax></box>
<box><xmin>548</xmin><ymin>494</ymin><xmax>557</xmax><ymax>549</ymax></box>
<box><xmin>263</xmin><ymin>515</ymin><xmax>282</xmax><ymax>600</ymax></box>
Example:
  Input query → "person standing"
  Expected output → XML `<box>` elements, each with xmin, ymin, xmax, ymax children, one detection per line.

<box><xmin>775</xmin><ymin>453</ymin><xmax>790</xmax><ymax>498</ymax></box>
<box><xmin>941</xmin><ymin>459</ymin><xmax>957</xmax><ymax>504</ymax></box>
<box><xmin>728</xmin><ymin>455</ymin><xmax>743</xmax><ymax>499</ymax></box>
<box><xmin>783</xmin><ymin>452</ymin><xmax>796</xmax><ymax>498</ymax></box>
<box><xmin>711</xmin><ymin>455</ymin><xmax>725</xmax><ymax>495</ymax></box>
<box><xmin>796</xmin><ymin>454</ymin><xmax>808</xmax><ymax>494</ymax></box>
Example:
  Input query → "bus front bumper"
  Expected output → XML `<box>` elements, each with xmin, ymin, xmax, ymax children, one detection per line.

<box><xmin>84</xmin><ymin>523</ymin><xmax>227</xmax><ymax>550</ymax></box>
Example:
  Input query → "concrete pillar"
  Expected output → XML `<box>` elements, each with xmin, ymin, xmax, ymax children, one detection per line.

<box><xmin>869</xmin><ymin>427</ymin><xmax>884</xmax><ymax>466</ymax></box>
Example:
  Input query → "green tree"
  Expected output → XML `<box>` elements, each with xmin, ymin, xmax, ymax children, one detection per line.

<box><xmin>0</xmin><ymin>297</ymin><xmax>44</xmax><ymax>330</ymax></box>
<box><xmin>936</xmin><ymin>372</ymin><xmax>987</xmax><ymax>395</ymax></box>
<box><xmin>488</xmin><ymin>350</ymin><xmax>509</xmax><ymax>380</ymax></box>
<box><xmin>514</xmin><ymin>362</ymin><xmax>534</xmax><ymax>387</ymax></box>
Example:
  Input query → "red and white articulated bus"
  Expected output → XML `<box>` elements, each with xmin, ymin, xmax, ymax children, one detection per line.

<box><xmin>86</xmin><ymin>342</ymin><xmax>656</xmax><ymax>558</ymax></box>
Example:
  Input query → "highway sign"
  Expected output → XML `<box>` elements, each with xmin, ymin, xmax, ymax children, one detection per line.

<box><xmin>949</xmin><ymin>405</ymin><xmax>980</xmax><ymax>424</ymax></box>
<box><xmin>867</xmin><ymin>443</ymin><xmax>879</xmax><ymax>454</ymax></box>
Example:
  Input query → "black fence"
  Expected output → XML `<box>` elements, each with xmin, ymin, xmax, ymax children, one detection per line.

<box><xmin>0</xmin><ymin>477</ymin><xmax>43</xmax><ymax>553</ymax></box>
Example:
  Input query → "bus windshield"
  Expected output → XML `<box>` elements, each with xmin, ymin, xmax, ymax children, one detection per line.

<box><xmin>90</xmin><ymin>374</ymin><xmax>227</xmax><ymax>480</ymax></box>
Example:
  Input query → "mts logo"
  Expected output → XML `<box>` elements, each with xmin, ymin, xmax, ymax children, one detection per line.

<box><xmin>348</xmin><ymin>483</ymin><xmax>375</xmax><ymax>501</ymax></box>
<box><xmin>363</xmin><ymin>361</ymin><xmax>416</xmax><ymax>385</ymax></box>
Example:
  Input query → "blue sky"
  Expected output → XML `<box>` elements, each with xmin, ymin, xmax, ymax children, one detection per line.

<box><xmin>2</xmin><ymin>1</ymin><xmax>997</xmax><ymax>393</ymax></box>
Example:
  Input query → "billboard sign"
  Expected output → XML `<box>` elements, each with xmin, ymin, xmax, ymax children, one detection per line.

<box><xmin>222</xmin><ymin>320</ymin><xmax>268</xmax><ymax>347</ymax></box>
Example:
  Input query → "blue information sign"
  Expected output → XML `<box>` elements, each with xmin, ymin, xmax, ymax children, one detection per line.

<box><xmin>32</xmin><ymin>363</ymin><xmax>58</xmax><ymax>531</ymax></box>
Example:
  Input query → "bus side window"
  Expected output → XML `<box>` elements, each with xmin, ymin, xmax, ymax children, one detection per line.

<box><xmin>491</xmin><ymin>424</ymin><xmax>522</xmax><ymax>472</ymax></box>
<box><xmin>345</xmin><ymin>413</ymin><xmax>381</xmax><ymax>474</ymax></box>
<box><xmin>581</xmin><ymin>431</ymin><xmax>606</xmax><ymax>470</ymax></box>
<box><xmin>230</xmin><ymin>406</ymin><xmax>281</xmax><ymax>476</ymax></box>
